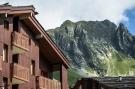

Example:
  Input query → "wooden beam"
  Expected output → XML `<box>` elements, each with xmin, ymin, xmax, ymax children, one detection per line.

<box><xmin>60</xmin><ymin>64</ymin><xmax>68</xmax><ymax>89</ymax></box>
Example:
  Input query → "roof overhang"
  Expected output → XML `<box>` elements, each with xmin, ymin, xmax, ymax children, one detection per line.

<box><xmin>0</xmin><ymin>5</ymin><xmax>37</xmax><ymax>15</ymax></box>
<box><xmin>26</xmin><ymin>16</ymin><xmax>70</xmax><ymax>68</ymax></box>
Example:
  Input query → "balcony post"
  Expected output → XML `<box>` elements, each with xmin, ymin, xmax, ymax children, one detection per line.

<box><xmin>60</xmin><ymin>64</ymin><xmax>68</xmax><ymax>89</ymax></box>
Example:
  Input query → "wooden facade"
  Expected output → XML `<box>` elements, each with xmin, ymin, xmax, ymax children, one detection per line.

<box><xmin>0</xmin><ymin>5</ymin><xmax>69</xmax><ymax>89</ymax></box>
<box><xmin>72</xmin><ymin>77</ymin><xmax>135</xmax><ymax>89</ymax></box>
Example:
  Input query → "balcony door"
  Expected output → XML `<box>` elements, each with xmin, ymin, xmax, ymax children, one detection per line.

<box><xmin>12</xmin><ymin>54</ymin><xmax>19</xmax><ymax>64</ymax></box>
<box><xmin>13</xmin><ymin>16</ymin><xmax>19</xmax><ymax>32</ymax></box>
<box><xmin>3</xmin><ymin>77</ymin><xmax>8</xmax><ymax>89</ymax></box>
<box><xmin>12</xmin><ymin>84</ymin><xmax>18</xmax><ymax>89</ymax></box>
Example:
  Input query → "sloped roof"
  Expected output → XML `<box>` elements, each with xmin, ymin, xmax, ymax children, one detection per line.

<box><xmin>91</xmin><ymin>77</ymin><xmax>135</xmax><ymax>89</ymax></box>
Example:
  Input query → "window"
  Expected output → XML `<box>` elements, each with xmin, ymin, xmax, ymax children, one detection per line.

<box><xmin>13</xmin><ymin>17</ymin><xmax>19</xmax><ymax>32</ymax></box>
<box><xmin>12</xmin><ymin>84</ymin><xmax>18</xmax><ymax>89</ymax></box>
<box><xmin>12</xmin><ymin>54</ymin><xmax>19</xmax><ymax>63</ymax></box>
<box><xmin>4</xmin><ymin>20</ymin><xmax>9</xmax><ymax>30</ymax></box>
<box><xmin>3</xmin><ymin>77</ymin><xmax>8</xmax><ymax>89</ymax></box>
<box><xmin>30</xmin><ymin>60</ymin><xmax>35</xmax><ymax>75</ymax></box>
<box><xmin>3</xmin><ymin>44</ymin><xmax>8</xmax><ymax>62</ymax></box>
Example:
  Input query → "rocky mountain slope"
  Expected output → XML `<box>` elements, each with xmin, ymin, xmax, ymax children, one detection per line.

<box><xmin>47</xmin><ymin>20</ymin><xmax>135</xmax><ymax>76</ymax></box>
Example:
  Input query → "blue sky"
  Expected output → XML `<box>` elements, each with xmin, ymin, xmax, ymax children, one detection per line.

<box><xmin>0</xmin><ymin>0</ymin><xmax>135</xmax><ymax>35</ymax></box>
<box><xmin>123</xmin><ymin>8</ymin><xmax>135</xmax><ymax>35</ymax></box>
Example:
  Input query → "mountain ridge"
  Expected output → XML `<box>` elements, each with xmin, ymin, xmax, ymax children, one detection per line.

<box><xmin>47</xmin><ymin>20</ymin><xmax>135</xmax><ymax>76</ymax></box>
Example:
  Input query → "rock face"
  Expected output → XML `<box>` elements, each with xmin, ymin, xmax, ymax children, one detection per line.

<box><xmin>47</xmin><ymin>20</ymin><xmax>135</xmax><ymax>76</ymax></box>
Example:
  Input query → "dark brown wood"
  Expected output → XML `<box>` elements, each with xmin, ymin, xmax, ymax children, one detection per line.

<box><xmin>0</xmin><ymin>5</ymin><xmax>69</xmax><ymax>89</ymax></box>
<box><xmin>60</xmin><ymin>64</ymin><xmax>68</xmax><ymax>89</ymax></box>
<box><xmin>72</xmin><ymin>77</ymin><xmax>135</xmax><ymax>89</ymax></box>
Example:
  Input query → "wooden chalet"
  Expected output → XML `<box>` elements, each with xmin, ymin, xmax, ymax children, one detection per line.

<box><xmin>72</xmin><ymin>77</ymin><xmax>135</xmax><ymax>89</ymax></box>
<box><xmin>0</xmin><ymin>5</ymin><xmax>69</xmax><ymax>89</ymax></box>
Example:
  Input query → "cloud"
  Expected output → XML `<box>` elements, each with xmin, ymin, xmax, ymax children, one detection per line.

<box><xmin>0</xmin><ymin>0</ymin><xmax>135</xmax><ymax>29</ymax></box>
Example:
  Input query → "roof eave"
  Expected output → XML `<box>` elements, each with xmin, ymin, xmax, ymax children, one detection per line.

<box><xmin>27</xmin><ymin>16</ymin><xmax>70</xmax><ymax>68</ymax></box>
<box><xmin>0</xmin><ymin>5</ymin><xmax>37</xmax><ymax>16</ymax></box>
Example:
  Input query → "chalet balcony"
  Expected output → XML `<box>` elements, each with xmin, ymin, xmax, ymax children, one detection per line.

<box><xmin>12</xmin><ymin>63</ymin><xmax>29</xmax><ymax>84</ymax></box>
<box><xmin>37</xmin><ymin>76</ymin><xmax>61</xmax><ymax>89</ymax></box>
<box><xmin>12</xmin><ymin>32</ymin><xmax>29</xmax><ymax>54</ymax></box>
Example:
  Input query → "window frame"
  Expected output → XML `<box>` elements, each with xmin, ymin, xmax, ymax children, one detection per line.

<box><xmin>30</xmin><ymin>60</ymin><xmax>35</xmax><ymax>76</ymax></box>
<box><xmin>3</xmin><ymin>44</ymin><xmax>8</xmax><ymax>63</ymax></box>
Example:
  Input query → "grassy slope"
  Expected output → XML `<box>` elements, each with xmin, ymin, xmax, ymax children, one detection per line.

<box><xmin>53</xmin><ymin>68</ymin><xmax>82</xmax><ymax>87</ymax></box>
<box><xmin>106</xmin><ymin>52</ymin><xmax>135</xmax><ymax>76</ymax></box>
<box><xmin>53</xmin><ymin>52</ymin><xmax>135</xmax><ymax>87</ymax></box>
<box><xmin>83</xmin><ymin>51</ymin><xmax>135</xmax><ymax>76</ymax></box>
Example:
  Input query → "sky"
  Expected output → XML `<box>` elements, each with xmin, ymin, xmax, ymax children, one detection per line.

<box><xmin>0</xmin><ymin>0</ymin><xmax>135</xmax><ymax>35</ymax></box>
<box><xmin>123</xmin><ymin>8</ymin><xmax>135</xmax><ymax>35</ymax></box>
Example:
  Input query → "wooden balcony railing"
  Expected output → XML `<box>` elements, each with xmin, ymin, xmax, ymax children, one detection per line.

<box><xmin>0</xmin><ymin>56</ymin><xmax>2</xmax><ymax>70</ymax></box>
<box><xmin>12</xmin><ymin>63</ymin><xmax>29</xmax><ymax>84</ymax></box>
<box><xmin>38</xmin><ymin>76</ymin><xmax>61</xmax><ymax>89</ymax></box>
<box><xmin>12</xmin><ymin>32</ymin><xmax>29</xmax><ymax>52</ymax></box>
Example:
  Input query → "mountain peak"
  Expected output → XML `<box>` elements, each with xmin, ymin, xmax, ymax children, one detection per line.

<box><xmin>47</xmin><ymin>20</ymin><xmax>135</xmax><ymax>76</ymax></box>
<box><xmin>118</xmin><ymin>23</ymin><xmax>127</xmax><ymax>30</ymax></box>
<box><xmin>61</xmin><ymin>20</ymin><xmax>74</xmax><ymax>26</ymax></box>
